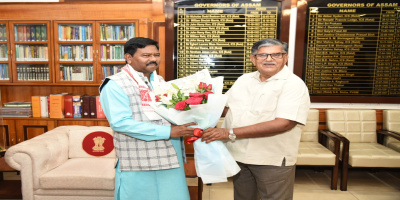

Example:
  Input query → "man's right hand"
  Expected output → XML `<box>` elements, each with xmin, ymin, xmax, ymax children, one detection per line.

<box><xmin>170</xmin><ymin>122</ymin><xmax>197</xmax><ymax>138</ymax></box>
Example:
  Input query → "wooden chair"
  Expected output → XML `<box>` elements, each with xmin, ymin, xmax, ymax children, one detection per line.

<box><xmin>325</xmin><ymin>109</ymin><xmax>400</xmax><ymax>191</ymax></box>
<box><xmin>297</xmin><ymin>109</ymin><xmax>341</xmax><ymax>190</ymax></box>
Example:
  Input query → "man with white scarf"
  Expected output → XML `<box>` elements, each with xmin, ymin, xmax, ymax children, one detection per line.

<box><xmin>100</xmin><ymin>37</ymin><xmax>195</xmax><ymax>200</ymax></box>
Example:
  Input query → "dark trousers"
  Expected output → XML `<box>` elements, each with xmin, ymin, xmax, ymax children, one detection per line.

<box><xmin>233</xmin><ymin>160</ymin><xmax>296</xmax><ymax>200</ymax></box>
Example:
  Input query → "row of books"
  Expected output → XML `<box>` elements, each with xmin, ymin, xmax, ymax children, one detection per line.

<box><xmin>15</xmin><ymin>45</ymin><xmax>49</xmax><ymax>61</ymax></box>
<box><xmin>58</xmin><ymin>25</ymin><xmax>93</xmax><ymax>41</ymax></box>
<box><xmin>100</xmin><ymin>24</ymin><xmax>135</xmax><ymax>41</ymax></box>
<box><xmin>0</xmin><ymin>64</ymin><xmax>9</xmax><ymax>80</ymax></box>
<box><xmin>0</xmin><ymin>25</ymin><xmax>7</xmax><ymax>41</ymax></box>
<box><xmin>59</xmin><ymin>45</ymin><xmax>93</xmax><ymax>61</ymax></box>
<box><xmin>14</xmin><ymin>25</ymin><xmax>47</xmax><ymax>42</ymax></box>
<box><xmin>101</xmin><ymin>65</ymin><xmax>124</xmax><ymax>80</ymax></box>
<box><xmin>31</xmin><ymin>94</ymin><xmax>105</xmax><ymax>119</ymax></box>
<box><xmin>0</xmin><ymin>101</ymin><xmax>32</xmax><ymax>118</ymax></box>
<box><xmin>0</xmin><ymin>44</ymin><xmax>7</xmax><ymax>60</ymax></box>
<box><xmin>100</xmin><ymin>44</ymin><xmax>124</xmax><ymax>61</ymax></box>
<box><xmin>17</xmin><ymin>65</ymin><xmax>49</xmax><ymax>81</ymax></box>
<box><xmin>60</xmin><ymin>65</ymin><xmax>93</xmax><ymax>81</ymax></box>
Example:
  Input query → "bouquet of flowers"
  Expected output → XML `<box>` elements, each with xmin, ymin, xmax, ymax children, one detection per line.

<box><xmin>150</xmin><ymin>69</ymin><xmax>240</xmax><ymax>184</ymax></box>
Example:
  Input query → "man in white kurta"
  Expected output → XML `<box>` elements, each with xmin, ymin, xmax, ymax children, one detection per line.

<box><xmin>203</xmin><ymin>38</ymin><xmax>310</xmax><ymax>200</ymax></box>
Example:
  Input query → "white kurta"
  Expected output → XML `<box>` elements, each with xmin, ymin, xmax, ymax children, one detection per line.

<box><xmin>223</xmin><ymin>66</ymin><xmax>310</xmax><ymax>166</ymax></box>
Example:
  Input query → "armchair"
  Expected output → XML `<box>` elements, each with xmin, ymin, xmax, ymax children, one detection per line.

<box><xmin>325</xmin><ymin>109</ymin><xmax>400</xmax><ymax>191</ymax></box>
<box><xmin>5</xmin><ymin>126</ymin><xmax>116</xmax><ymax>200</ymax></box>
<box><xmin>296</xmin><ymin>109</ymin><xmax>340</xmax><ymax>190</ymax></box>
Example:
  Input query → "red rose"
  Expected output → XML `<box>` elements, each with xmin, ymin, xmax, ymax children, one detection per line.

<box><xmin>199</xmin><ymin>82</ymin><xmax>212</xmax><ymax>91</ymax></box>
<box><xmin>175</xmin><ymin>101</ymin><xmax>188</xmax><ymax>110</ymax></box>
<box><xmin>199</xmin><ymin>82</ymin><xmax>208</xmax><ymax>89</ymax></box>
<box><xmin>185</xmin><ymin>97</ymin><xmax>203</xmax><ymax>105</ymax></box>
<box><xmin>206</xmin><ymin>84</ymin><xmax>212</xmax><ymax>91</ymax></box>
<box><xmin>189</xmin><ymin>92</ymin><xmax>205</xmax><ymax>98</ymax></box>
<box><xmin>203</xmin><ymin>91</ymin><xmax>214</xmax><ymax>99</ymax></box>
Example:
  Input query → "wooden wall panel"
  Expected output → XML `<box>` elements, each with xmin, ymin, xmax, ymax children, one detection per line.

<box><xmin>0</xmin><ymin>4</ymin><xmax>154</xmax><ymax>21</ymax></box>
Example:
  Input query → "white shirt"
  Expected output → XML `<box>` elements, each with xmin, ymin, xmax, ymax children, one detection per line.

<box><xmin>223</xmin><ymin>66</ymin><xmax>310</xmax><ymax>166</ymax></box>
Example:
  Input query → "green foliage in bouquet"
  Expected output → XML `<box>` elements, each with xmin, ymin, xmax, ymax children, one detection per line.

<box><xmin>167</xmin><ymin>83</ymin><xmax>190</xmax><ymax>110</ymax></box>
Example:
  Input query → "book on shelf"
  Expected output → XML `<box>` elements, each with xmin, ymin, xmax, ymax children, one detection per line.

<box><xmin>0</xmin><ymin>102</ymin><xmax>32</xmax><ymax>118</ymax></box>
<box><xmin>0</xmin><ymin>44</ymin><xmax>8</xmax><ymax>61</ymax></box>
<box><xmin>0</xmin><ymin>25</ymin><xmax>4</xmax><ymax>41</ymax></box>
<box><xmin>49</xmin><ymin>93</ymin><xmax>68</xmax><ymax>118</ymax></box>
<box><xmin>0</xmin><ymin>107</ymin><xmax>32</xmax><ymax>118</ymax></box>
<box><xmin>72</xmin><ymin>95</ymin><xmax>82</xmax><ymax>118</ymax></box>
<box><xmin>0</xmin><ymin>64</ymin><xmax>10</xmax><ymax>80</ymax></box>
<box><xmin>16</xmin><ymin>65</ymin><xmax>49</xmax><ymax>81</ymax></box>
<box><xmin>81</xmin><ymin>95</ymin><xmax>90</xmax><ymax>118</ymax></box>
<box><xmin>100</xmin><ymin>24</ymin><xmax>134</xmax><ymax>41</ymax></box>
<box><xmin>89</xmin><ymin>95</ymin><xmax>97</xmax><ymax>118</ymax></box>
<box><xmin>96</xmin><ymin>96</ymin><xmax>106</xmax><ymax>119</ymax></box>
<box><xmin>59</xmin><ymin>25</ymin><xmax>92</xmax><ymax>41</ymax></box>
<box><xmin>31</xmin><ymin>96</ymin><xmax>41</xmax><ymax>118</ymax></box>
<box><xmin>60</xmin><ymin>65</ymin><xmax>93</xmax><ymax>81</ymax></box>
<box><xmin>64</xmin><ymin>95</ymin><xmax>74</xmax><ymax>118</ymax></box>
<box><xmin>26</xmin><ymin>26</ymin><xmax>31</xmax><ymax>41</ymax></box>
<box><xmin>3</xmin><ymin>101</ymin><xmax>32</xmax><ymax>108</ymax></box>
<box><xmin>40</xmin><ymin>96</ymin><xmax>49</xmax><ymax>118</ymax></box>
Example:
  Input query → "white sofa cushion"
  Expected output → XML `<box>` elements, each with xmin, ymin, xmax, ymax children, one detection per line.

<box><xmin>40</xmin><ymin>158</ymin><xmax>115</xmax><ymax>190</ymax></box>
<box><xmin>348</xmin><ymin>143</ymin><xmax>400</xmax><ymax>167</ymax></box>
<box><xmin>327</xmin><ymin>110</ymin><xmax>377</xmax><ymax>143</ymax></box>
<box><xmin>297</xmin><ymin>142</ymin><xmax>336</xmax><ymax>165</ymax></box>
<box><xmin>68</xmin><ymin>126</ymin><xmax>116</xmax><ymax>158</ymax></box>
<box><xmin>300</xmin><ymin>109</ymin><xmax>319</xmax><ymax>142</ymax></box>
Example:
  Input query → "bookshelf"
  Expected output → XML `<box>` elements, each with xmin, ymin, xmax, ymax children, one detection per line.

<box><xmin>10</xmin><ymin>21</ymin><xmax>52</xmax><ymax>84</ymax></box>
<box><xmin>0</xmin><ymin>22</ymin><xmax>10</xmax><ymax>83</ymax></box>
<box><xmin>54</xmin><ymin>21</ymin><xmax>95</xmax><ymax>83</ymax></box>
<box><xmin>0</xmin><ymin>20</ymin><xmax>141</xmax><ymax>146</ymax></box>
<box><xmin>0</xmin><ymin>3</ymin><xmax>160</xmax><ymax>143</ymax></box>
<box><xmin>96</xmin><ymin>21</ymin><xmax>138</xmax><ymax>81</ymax></box>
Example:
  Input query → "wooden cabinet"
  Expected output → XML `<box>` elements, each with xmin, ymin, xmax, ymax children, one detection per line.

<box><xmin>0</xmin><ymin>119</ymin><xmax>16</xmax><ymax>148</ymax></box>
<box><xmin>96</xmin><ymin>21</ymin><xmax>138</xmax><ymax>81</ymax></box>
<box><xmin>9</xmin><ymin>21</ymin><xmax>52</xmax><ymax>84</ymax></box>
<box><xmin>54</xmin><ymin>21</ymin><xmax>96</xmax><ymax>84</ymax></box>
<box><xmin>15</xmin><ymin>119</ymin><xmax>55</xmax><ymax>144</ymax></box>
<box><xmin>0</xmin><ymin>19</ymin><xmax>142</xmax><ymax>134</ymax></box>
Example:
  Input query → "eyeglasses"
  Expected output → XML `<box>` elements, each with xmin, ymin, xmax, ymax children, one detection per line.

<box><xmin>254</xmin><ymin>53</ymin><xmax>286</xmax><ymax>60</ymax></box>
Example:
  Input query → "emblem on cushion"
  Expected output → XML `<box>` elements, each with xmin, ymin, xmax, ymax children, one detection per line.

<box><xmin>82</xmin><ymin>131</ymin><xmax>114</xmax><ymax>156</ymax></box>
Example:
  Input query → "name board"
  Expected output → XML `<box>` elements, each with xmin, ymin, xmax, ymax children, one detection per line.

<box><xmin>173</xmin><ymin>0</ymin><xmax>282</xmax><ymax>92</ymax></box>
<box><xmin>302</xmin><ymin>0</ymin><xmax>399</xmax><ymax>101</ymax></box>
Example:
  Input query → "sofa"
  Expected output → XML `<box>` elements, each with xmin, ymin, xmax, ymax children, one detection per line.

<box><xmin>5</xmin><ymin>126</ymin><xmax>116</xmax><ymax>200</ymax></box>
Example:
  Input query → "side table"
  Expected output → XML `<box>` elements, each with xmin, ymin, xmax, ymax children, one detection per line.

<box><xmin>0</xmin><ymin>150</ymin><xmax>22</xmax><ymax>199</ymax></box>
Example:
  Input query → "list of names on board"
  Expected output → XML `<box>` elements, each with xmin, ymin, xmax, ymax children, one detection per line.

<box><xmin>305</xmin><ymin>1</ymin><xmax>400</xmax><ymax>96</ymax></box>
<box><xmin>175</xmin><ymin>1</ymin><xmax>280</xmax><ymax>91</ymax></box>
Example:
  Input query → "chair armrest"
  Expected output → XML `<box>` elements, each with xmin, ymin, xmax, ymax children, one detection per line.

<box><xmin>377</xmin><ymin>129</ymin><xmax>400</xmax><ymax>145</ymax></box>
<box><xmin>5</xmin><ymin>126</ymin><xmax>70</xmax><ymax>190</ymax></box>
<box><xmin>324</xmin><ymin>130</ymin><xmax>350</xmax><ymax>162</ymax></box>
<box><xmin>318</xmin><ymin>130</ymin><xmax>341</xmax><ymax>155</ymax></box>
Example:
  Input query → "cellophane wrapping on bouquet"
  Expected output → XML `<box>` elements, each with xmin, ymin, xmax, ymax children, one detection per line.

<box><xmin>150</xmin><ymin>69</ymin><xmax>240</xmax><ymax>184</ymax></box>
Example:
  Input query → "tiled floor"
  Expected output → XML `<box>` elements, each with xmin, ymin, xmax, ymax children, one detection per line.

<box><xmin>202</xmin><ymin>167</ymin><xmax>400</xmax><ymax>200</ymax></box>
<box><xmin>2</xmin><ymin>167</ymin><xmax>400</xmax><ymax>200</ymax></box>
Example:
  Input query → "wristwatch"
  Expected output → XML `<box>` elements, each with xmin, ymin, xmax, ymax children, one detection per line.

<box><xmin>228</xmin><ymin>128</ymin><xmax>236</xmax><ymax>142</ymax></box>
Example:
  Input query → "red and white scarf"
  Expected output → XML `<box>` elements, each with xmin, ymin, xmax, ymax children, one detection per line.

<box><xmin>122</xmin><ymin>65</ymin><xmax>163</xmax><ymax>121</ymax></box>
